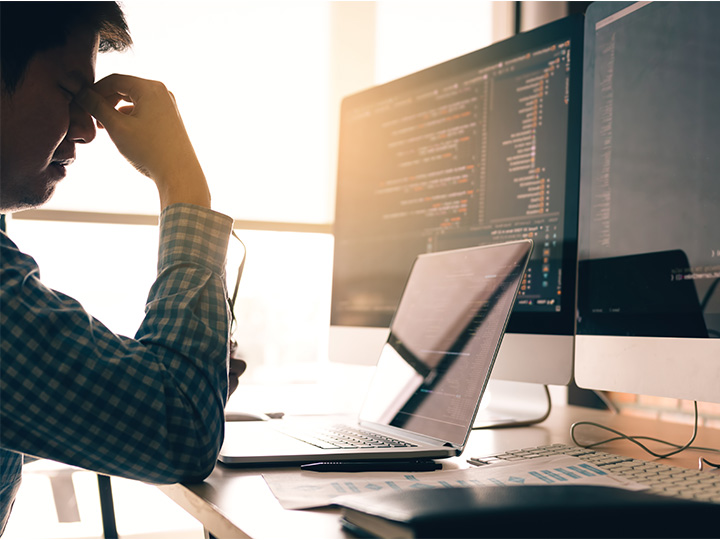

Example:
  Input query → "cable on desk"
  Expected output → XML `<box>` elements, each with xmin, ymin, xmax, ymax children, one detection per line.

<box><xmin>472</xmin><ymin>384</ymin><xmax>551</xmax><ymax>429</ymax></box>
<box><xmin>571</xmin><ymin>401</ymin><xmax>720</xmax><ymax>468</ymax></box>
<box><xmin>592</xmin><ymin>390</ymin><xmax>620</xmax><ymax>414</ymax></box>
<box><xmin>228</xmin><ymin>231</ymin><xmax>246</xmax><ymax>336</ymax></box>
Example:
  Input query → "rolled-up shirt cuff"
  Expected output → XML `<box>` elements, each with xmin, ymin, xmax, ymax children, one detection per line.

<box><xmin>157</xmin><ymin>203</ymin><xmax>234</xmax><ymax>275</ymax></box>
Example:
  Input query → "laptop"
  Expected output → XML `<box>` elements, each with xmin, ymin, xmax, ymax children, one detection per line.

<box><xmin>218</xmin><ymin>239</ymin><xmax>533</xmax><ymax>465</ymax></box>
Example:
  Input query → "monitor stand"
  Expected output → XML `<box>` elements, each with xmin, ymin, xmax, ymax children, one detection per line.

<box><xmin>473</xmin><ymin>379</ymin><xmax>551</xmax><ymax>428</ymax></box>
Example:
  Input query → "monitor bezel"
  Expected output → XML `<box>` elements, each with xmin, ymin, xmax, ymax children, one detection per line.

<box><xmin>575</xmin><ymin>0</ymin><xmax>720</xmax><ymax>403</ymax></box>
<box><xmin>331</xmin><ymin>15</ymin><xmax>584</xmax><ymax>338</ymax></box>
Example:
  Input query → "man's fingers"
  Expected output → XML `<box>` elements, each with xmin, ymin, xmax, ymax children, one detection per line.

<box><xmin>91</xmin><ymin>73</ymin><xmax>144</xmax><ymax>98</ymax></box>
<box><xmin>229</xmin><ymin>358</ymin><xmax>247</xmax><ymax>377</ymax></box>
<box><xmin>92</xmin><ymin>73</ymin><xmax>169</xmax><ymax>108</ymax></box>
<box><xmin>74</xmin><ymin>72</ymin><xmax>210</xmax><ymax>208</ymax></box>
<box><xmin>75</xmin><ymin>87</ymin><xmax>124</xmax><ymax>131</ymax></box>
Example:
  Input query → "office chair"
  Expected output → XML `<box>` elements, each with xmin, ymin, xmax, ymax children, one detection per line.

<box><xmin>20</xmin><ymin>458</ymin><xmax>118</xmax><ymax>539</ymax></box>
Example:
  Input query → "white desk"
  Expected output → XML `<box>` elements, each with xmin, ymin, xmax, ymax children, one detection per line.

<box><xmin>158</xmin><ymin>405</ymin><xmax>720</xmax><ymax>539</ymax></box>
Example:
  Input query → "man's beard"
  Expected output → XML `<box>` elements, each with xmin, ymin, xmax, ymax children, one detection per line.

<box><xmin>0</xmin><ymin>179</ymin><xmax>56</xmax><ymax>213</ymax></box>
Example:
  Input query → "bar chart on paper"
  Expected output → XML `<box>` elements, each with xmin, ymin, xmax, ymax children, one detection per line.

<box><xmin>263</xmin><ymin>456</ymin><xmax>647</xmax><ymax>510</ymax></box>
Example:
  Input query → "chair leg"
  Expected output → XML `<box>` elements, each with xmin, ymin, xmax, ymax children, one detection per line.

<box><xmin>96</xmin><ymin>474</ymin><xmax>118</xmax><ymax>539</ymax></box>
<box><xmin>48</xmin><ymin>470</ymin><xmax>81</xmax><ymax>523</ymax></box>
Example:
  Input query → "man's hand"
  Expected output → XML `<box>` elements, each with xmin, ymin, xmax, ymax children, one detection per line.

<box><xmin>76</xmin><ymin>74</ymin><xmax>211</xmax><ymax>210</ymax></box>
<box><xmin>228</xmin><ymin>357</ymin><xmax>246</xmax><ymax>398</ymax></box>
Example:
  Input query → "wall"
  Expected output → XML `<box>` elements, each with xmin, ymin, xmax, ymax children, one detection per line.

<box><xmin>606</xmin><ymin>392</ymin><xmax>720</xmax><ymax>430</ymax></box>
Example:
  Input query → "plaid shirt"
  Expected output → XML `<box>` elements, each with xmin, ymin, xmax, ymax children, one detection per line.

<box><xmin>0</xmin><ymin>204</ymin><xmax>233</xmax><ymax>531</ymax></box>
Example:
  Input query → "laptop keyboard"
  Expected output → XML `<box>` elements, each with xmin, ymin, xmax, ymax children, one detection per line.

<box><xmin>281</xmin><ymin>424</ymin><xmax>418</xmax><ymax>450</ymax></box>
<box><xmin>468</xmin><ymin>443</ymin><xmax>720</xmax><ymax>503</ymax></box>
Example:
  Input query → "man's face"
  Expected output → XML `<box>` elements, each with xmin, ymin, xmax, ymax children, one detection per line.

<box><xmin>0</xmin><ymin>28</ymin><xmax>99</xmax><ymax>212</ymax></box>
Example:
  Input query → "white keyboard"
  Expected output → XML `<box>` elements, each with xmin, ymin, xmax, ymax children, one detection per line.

<box><xmin>468</xmin><ymin>443</ymin><xmax>720</xmax><ymax>503</ymax></box>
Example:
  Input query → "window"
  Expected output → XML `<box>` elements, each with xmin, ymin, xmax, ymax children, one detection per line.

<box><xmin>9</xmin><ymin>1</ymin><xmax>499</xmax><ymax>384</ymax></box>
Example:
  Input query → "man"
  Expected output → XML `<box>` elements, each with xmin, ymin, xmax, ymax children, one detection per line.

<box><xmin>0</xmin><ymin>2</ymin><xmax>234</xmax><ymax>531</ymax></box>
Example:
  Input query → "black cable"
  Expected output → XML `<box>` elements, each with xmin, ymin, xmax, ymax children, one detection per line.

<box><xmin>571</xmin><ymin>402</ymin><xmax>698</xmax><ymax>459</ymax></box>
<box><xmin>592</xmin><ymin>390</ymin><xmax>620</xmax><ymax>414</ymax></box>
<box><xmin>228</xmin><ymin>230</ymin><xmax>246</xmax><ymax>338</ymax></box>
<box><xmin>571</xmin><ymin>401</ymin><xmax>720</xmax><ymax>467</ymax></box>
<box><xmin>472</xmin><ymin>385</ymin><xmax>551</xmax><ymax>430</ymax></box>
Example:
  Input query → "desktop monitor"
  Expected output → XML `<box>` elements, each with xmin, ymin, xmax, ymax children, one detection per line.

<box><xmin>575</xmin><ymin>1</ymin><xmax>720</xmax><ymax>403</ymax></box>
<box><xmin>330</xmin><ymin>16</ymin><xmax>584</xmax><ymax>392</ymax></box>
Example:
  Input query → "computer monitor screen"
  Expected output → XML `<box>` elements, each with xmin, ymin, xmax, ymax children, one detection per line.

<box><xmin>575</xmin><ymin>1</ymin><xmax>720</xmax><ymax>403</ymax></box>
<box><xmin>330</xmin><ymin>16</ymin><xmax>583</xmax><ymax>385</ymax></box>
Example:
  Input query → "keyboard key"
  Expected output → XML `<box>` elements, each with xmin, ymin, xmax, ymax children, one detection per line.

<box><xmin>282</xmin><ymin>424</ymin><xmax>418</xmax><ymax>449</ymax></box>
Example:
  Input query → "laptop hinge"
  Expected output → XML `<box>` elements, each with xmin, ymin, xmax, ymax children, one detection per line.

<box><xmin>360</xmin><ymin>420</ymin><xmax>462</xmax><ymax>450</ymax></box>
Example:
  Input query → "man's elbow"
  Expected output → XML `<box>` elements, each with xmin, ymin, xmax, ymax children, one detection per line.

<box><xmin>161</xmin><ymin>416</ymin><xmax>224</xmax><ymax>484</ymax></box>
<box><xmin>156</xmin><ymin>446</ymin><xmax>220</xmax><ymax>485</ymax></box>
<box><xmin>180</xmin><ymin>455</ymin><xmax>217</xmax><ymax>484</ymax></box>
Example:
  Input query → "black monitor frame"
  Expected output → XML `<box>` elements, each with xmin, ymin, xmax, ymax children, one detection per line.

<box><xmin>331</xmin><ymin>15</ymin><xmax>584</xmax><ymax>339</ymax></box>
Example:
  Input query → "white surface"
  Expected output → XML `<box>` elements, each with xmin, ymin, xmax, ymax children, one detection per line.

<box><xmin>575</xmin><ymin>335</ymin><xmax>720</xmax><ymax>403</ymax></box>
<box><xmin>263</xmin><ymin>455</ymin><xmax>646</xmax><ymax>510</ymax></box>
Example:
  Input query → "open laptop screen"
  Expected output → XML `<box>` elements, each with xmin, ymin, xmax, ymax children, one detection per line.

<box><xmin>359</xmin><ymin>240</ymin><xmax>532</xmax><ymax>446</ymax></box>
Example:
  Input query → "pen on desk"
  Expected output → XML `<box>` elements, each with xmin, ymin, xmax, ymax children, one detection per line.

<box><xmin>467</xmin><ymin>458</ymin><xmax>493</xmax><ymax>466</ymax></box>
<box><xmin>300</xmin><ymin>460</ymin><xmax>442</xmax><ymax>472</ymax></box>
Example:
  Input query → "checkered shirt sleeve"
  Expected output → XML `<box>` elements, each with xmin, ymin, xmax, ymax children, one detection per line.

<box><xmin>0</xmin><ymin>204</ymin><xmax>234</xmax><ymax>484</ymax></box>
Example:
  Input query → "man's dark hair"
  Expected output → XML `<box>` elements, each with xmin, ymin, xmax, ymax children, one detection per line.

<box><xmin>1</xmin><ymin>1</ymin><xmax>132</xmax><ymax>93</ymax></box>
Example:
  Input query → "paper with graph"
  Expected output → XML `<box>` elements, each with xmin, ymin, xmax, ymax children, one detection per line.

<box><xmin>263</xmin><ymin>455</ymin><xmax>647</xmax><ymax>509</ymax></box>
